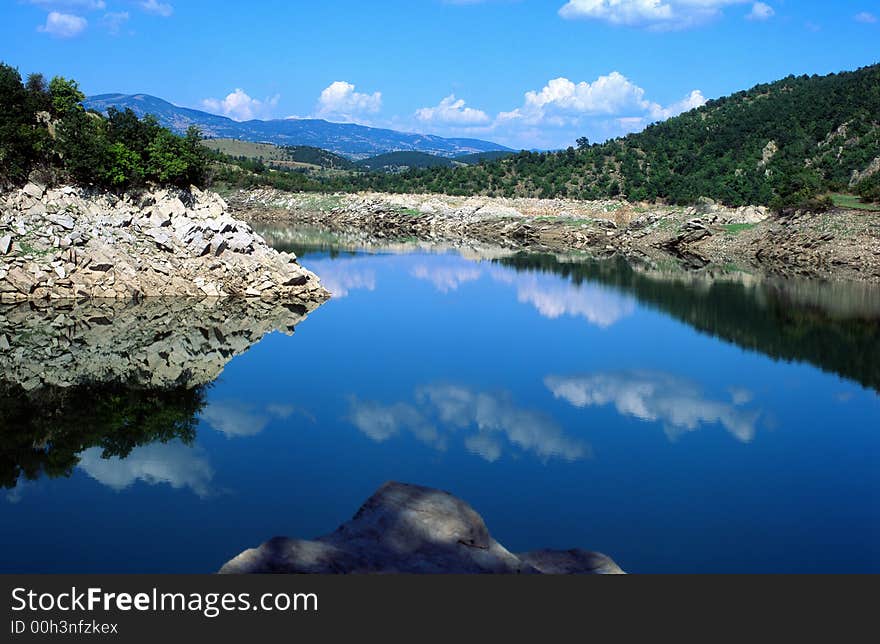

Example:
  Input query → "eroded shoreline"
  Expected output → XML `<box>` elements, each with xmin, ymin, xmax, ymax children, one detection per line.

<box><xmin>230</xmin><ymin>189</ymin><xmax>880</xmax><ymax>283</ymax></box>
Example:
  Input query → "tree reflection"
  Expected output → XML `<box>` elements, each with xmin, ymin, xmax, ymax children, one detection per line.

<box><xmin>496</xmin><ymin>253</ymin><xmax>880</xmax><ymax>391</ymax></box>
<box><xmin>0</xmin><ymin>381</ymin><xmax>207</xmax><ymax>489</ymax></box>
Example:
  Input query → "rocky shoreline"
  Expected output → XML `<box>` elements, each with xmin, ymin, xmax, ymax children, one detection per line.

<box><xmin>230</xmin><ymin>189</ymin><xmax>880</xmax><ymax>283</ymax></box>
<box><xmin>220</xmin><ymin>482</ymin><xmax>625</xmax><ymax>574</ymax></box>
<box><xmin>0</xmin><ymin>183</ymin><xmax>330</xmax><ymax>302</ymax></box>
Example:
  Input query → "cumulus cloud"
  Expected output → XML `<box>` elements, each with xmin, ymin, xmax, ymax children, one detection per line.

<box><xmin>746</xmin><ymin>2</ymin><xmax>774</xmax><ymax>21</ymax></box>
<box><xmin>348</xmin><ymin>385</ymin><xmax>589</xmax><ymax>463</ymax></box>
<box><xmin>201</xmin><ymin>400</ymin><xmax>302</xmax><ymax>438</ymax></box>
<box><xmin>855</xmin><ymin>12</ymin><xmax>877</xmax><ymax>23</ymax></box>
<box><xmin>489</xmin><ymin>268</ymin><xmax>636</xmax><ymax>328</ymax></box>
<box><xmin>77</xmin><ymin>443</ymin><xmax>214</xmax><ymax>497</ymax></box>
<box><xmin>417</xmin><ymin>384</ymin><xmax>589</xmax><ymax>461</ymax></box>
<box><xmin>37</xmin><ymin>11</ymin><xmax>87</xmax><ymax>37</ymax></box>
<box><xmin>498</xmin><ymin>72</ymin><xmax>706</xmax><ymax>134</ymax></box>
<box><xmin>306</xmin><ymin>258</ymin><xmax>376</xmax><ymax>298</ymax></box>
<box><xmin>411</xmin><ymin>263</ymin><xmax>482</xmax><ymax>293</ymax></box>
<box><xmin>500</xmin><ymin>73</ymin><xmax>646</xmax><ymax>123</ymax></box>
<box><xmin>202</xmin><ymin>88</ymin><xmax>280</xmax><ymax>121</ymax></box>
<box><xmin>415</xmin><ymin>94</ymin><xmax>491</xmax><ymax>125</ymax></box>
<box><xmin>545</xmin><ymin>371</ymin><xmax>761</xmax><ymax>442</ymax></box>
<box><xmin>347</xmin><ymin>398</ymin><xmax>445</xmax><ymax>449</ymax></box>
<box><xmin>101</xmin><ymin>11</ymin><xmax>129</xmax><ymax>35</ymax></box>
<box><xmin>140</xmin><ymin>0</ymin><xmax>173</xmax><ymax>17</ymax></box>
<box><xmin>645</xmin><ymin>89</ymin><xmax>707</xmax><ymax>120</ymax></box>
<box><xmin>316</xmin><ymin>81</ymin><xmax>382</xmax><ymax>121</ymax></box>
<box><xmin>558</xmin><ymin>0</ymin><xmax>750</xmax><ymax>30</ymax></box>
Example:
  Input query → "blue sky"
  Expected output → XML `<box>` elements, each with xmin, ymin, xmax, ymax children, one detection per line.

<box><xmin>2</xmin><ymin>0</ymin><xmax>878</xmax><ymax>148</ymax></box>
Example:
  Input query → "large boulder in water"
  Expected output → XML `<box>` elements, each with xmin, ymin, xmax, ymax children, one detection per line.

<box><xmin>219</xmin><ymin>482</ymin><xmax>624</xmax><ymax>574</ymax></box>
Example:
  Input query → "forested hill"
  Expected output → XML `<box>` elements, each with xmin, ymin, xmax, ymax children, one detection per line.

<box><xmin>363</xmin><ymin>64</ymin><xmax>880</xmax><ymax>208</ymax></box>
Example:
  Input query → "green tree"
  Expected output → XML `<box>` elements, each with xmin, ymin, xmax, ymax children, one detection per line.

<box><xmin>0</xmin><ymin>63</ymin><xmax>39</xmax><ymax>183</ymax></box>
<box><xmin>48</xmin><ymin>76</ymin><xmax>85</xmax><ymax>116</ymax></box>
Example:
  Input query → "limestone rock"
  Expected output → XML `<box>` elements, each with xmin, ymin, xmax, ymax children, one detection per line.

<box><xmin>0</xmin><ymin>185</ymin><xmax>330</xmax><ymax>303</ymax></box>
<box><xmin>219</xmin><ymin>482</ymin><xmax>625</xmax><ymax>574</ymax></box>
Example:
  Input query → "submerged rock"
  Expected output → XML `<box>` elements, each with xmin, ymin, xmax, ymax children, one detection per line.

<box><xmin>219</xmin><ymin>482</ymin><xmax>624</xmax><ymax>574</ymax></box>
<box><xmin>0</xmin><ymin>185</ymin><xmax>330</xmax><ymax>302</ymax></box>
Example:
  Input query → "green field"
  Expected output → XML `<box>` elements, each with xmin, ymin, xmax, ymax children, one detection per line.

<box><xmin>201</xmin><ymin>138</ymin><xmax>292</xmax><ymax>162</ymax></box>
<box><xmin>830</xmin><ymin>193</ymin><xmax>880</xmax><ymax>211</ymax></box>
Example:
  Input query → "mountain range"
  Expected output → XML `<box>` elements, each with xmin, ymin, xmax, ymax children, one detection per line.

<box><xmin>83</xmin><ymin>94</ymin><xmax>512</xmax><ymax>160</ymax></box>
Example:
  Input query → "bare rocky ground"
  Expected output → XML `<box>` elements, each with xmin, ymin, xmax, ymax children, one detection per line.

<box><xmin>0</xmin><ymin>183</ymin><xmax>330</xmax><ymax>302</ymax></box>
<box><xmin>230</xmin><ymin>189</ymin><xmax>880</xmax><ymax>283</ymax></box>
<box><xmin>220</xmin><ymin>481</ymin><xmax>624</xmax><ymax>574</ymax></box>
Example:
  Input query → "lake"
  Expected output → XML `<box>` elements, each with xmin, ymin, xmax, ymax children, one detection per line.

<box><xmin>1</xmin><ymin>225</ymin><xmax>878</xmax><ymax>573</ymax></box>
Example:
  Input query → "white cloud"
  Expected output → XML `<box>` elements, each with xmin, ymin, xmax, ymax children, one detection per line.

<box><xmin>101</xmin><ymin>11</ymin><xmax>129</xmax><ymax>35</ymax></box>
<box><xmin>348</xmin><ymin>384</ymin><xmax>589</xmax><ymax>463</ymax></box>
<box><xmin>417</xmin><ymin>384</ymin><xmax>590</xmax><ymax>461</ymax></box>
<box><xmin>499</xmin><ymin>72</ymin><xmax>705</xmax><ymax>128</ymax></box>
<box><xmin>411</xmin><ymin>263</ymin><xmax>482</xmax><ymax>293</ymax></box>
<box><xmin>347</xmin><ymin>398</ymin><xmax>444</xmax><ymax>449</ymax></box>
<box><xmin>855</xmin><ymin>12</ymin><xmax>877</xmax><ymax>23</ymax></box>
<box><xmin>415</xmin><ymin>94</ymin><xmax>491</xmax><ymax>125</ymax></box>
<box><xmin>77</xmin><ymin>443</ymin><xmax>214</xmax><ymax>497</ymax></box>
<box><xmin>645</xmin><ymin>88</ymin><xmax>707</xmax><ymax>120</ymax></box>
<box><xmin>316</xmin><ymin>81</ymin><xmax>382</xmax><ymax>121</ymax></box>
<box><xmin>501</xmin><ymin>73</ymin><xmax>647</xmax><ymax>123</ymax></box>
<box><xmin>140</xmin><ymin>0</ymin><xmax>173</xmax><ymax>17</ymax></box>
<box><xmin>27</xmin><ymin>0</ymin><xmax>105</xmax><ymax>9</ymax></box>
<box><xmin>37</xmin><ymin>11</ymin><xmax>87</xmax><ymax>37</ymax></box>
<box><xmin>746</xmin><ymin>2</ymin><xmax>774</xmax><ymax>21</ymax></box>
<box><xmin>201</xmin><ymin>400</ymin><xmax>300</xmax><ymax>438</ymax></box>
<box><xmin>546</xmin><ymin>371</ymin><xmax>761</xmax><ymax>442</ymax></box>
<box><xmin>306</xmin><ymin>258</ymin><xmax>376</xmax><ymax>298</ymax></box>
<box><xmin>490</xmin><ymin>72</ymin><xmax>706</xmax><ymax>147</ymax></box>
<box><xmin>490</xmin><ymin>268</ymin><xmax>636</xmax><ymax>328</ymax></box>
<box><xmin>202</xmin><ymin>88</ymin><xmax>280</xmax><ymax>121</ymax></box>
<box><xmin>558</xmin><ymin>0</ymin><xmax>750</xmax><ymax>30</ymax></box>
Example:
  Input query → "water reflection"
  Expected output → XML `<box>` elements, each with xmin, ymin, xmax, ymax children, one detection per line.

<box><xmin>0</xmin><ymin>298</ymin><xmax>316</xmax><ymax>490</ymax></box>
<box><xmin>304</xmin><ymin>258</ymin><xmax>376</xmax><ymax>298</ymax></box>
<box><xmin>0</xmin><ymin>381</ymin><xmax>205</xmax><ymax>490</ymax></box>
<box><xmin>3</xmin><ymin>225</ymin><xmax>879</xmax><ymax>573</ymax></box>
<box><xmin>497</xmin><ymin>254</ymin><xmax>880</xmax><ymax>391</ymax></box>
<box><xmin>546</xmin><ymin>371</ymin><xmax>761</xmax><ymax>443</ymax></box>
<box><xmin>200</xmin><ymin>400</ymin><xmax>309</xmax><ymax>438</ymax></box>
<box><xmin>412</xmin><ymin>263</ymin><xmax>482</xmax><ymax>294</ymax></box>
<box><xmin>349</xmin><ymin>384</ymin><xmax>590</xmax><ymax>462</ymax></box>
<box><xmin>78</xmin><ymin>442</ymin><xmax>214</xmax><ymax>497</ymax></box>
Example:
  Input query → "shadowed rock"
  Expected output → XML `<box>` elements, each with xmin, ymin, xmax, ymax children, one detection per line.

<box><xmin>220</xmin><ymin>482</ymin><xmax>624</xmax><ymax>574</ymax></box>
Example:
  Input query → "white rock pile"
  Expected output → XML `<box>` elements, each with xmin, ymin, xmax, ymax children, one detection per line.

<box><xmin>0</xmin><ymin>183</ymin><xmax>329</xmax><ymax>303</ymax></box>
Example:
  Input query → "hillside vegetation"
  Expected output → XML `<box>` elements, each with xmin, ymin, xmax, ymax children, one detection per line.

<box><xmin>358</xmin><ymin>65</ymin><xmax>880</xmax><ymax>209</ymax></box>
<box><xmin>0</xmin><ymin>63</ymin><xmax>207</xmax><ymax>190</ymax></box>
<box><xmin>355</xmin><ymin>151</ymin><xmax>458</xmax><ymax>173</ymax></box>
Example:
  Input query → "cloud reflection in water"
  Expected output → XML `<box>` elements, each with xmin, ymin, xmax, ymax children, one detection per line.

<box><xmin>348</xmin><ymin>384</ymin><xmax>589</xmax><ymax>462</ymax></box>
<box><xmin>545</xmin><ymin>371</ymin><xmax>760</xmax><ymax>442</ymax></box>
<box><xmin>77</xmin><ymin>443</ymin><xmax>215</xmax><ymax>497</ymax></box>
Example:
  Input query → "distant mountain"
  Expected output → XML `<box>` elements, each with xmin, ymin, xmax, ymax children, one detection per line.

<box><xmin>356</xmin><ymin>151</ymin><xmax>458</xmax><ymax>173</ymax></box>
<box><xmin>83</xmin><ymin>94</ymin><xmax>512</xmax><ymax>160</ymax></box>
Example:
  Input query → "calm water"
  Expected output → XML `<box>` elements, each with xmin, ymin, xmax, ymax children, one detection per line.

<box><xmin>1</xmin><ymin>226</ymin><xmax>879</xmax><ymax>573</ymax></box>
